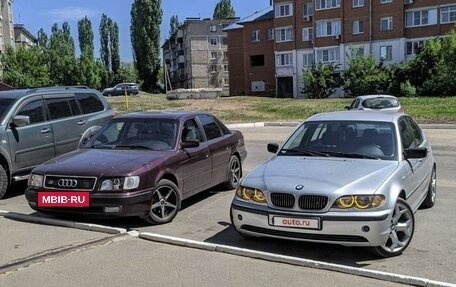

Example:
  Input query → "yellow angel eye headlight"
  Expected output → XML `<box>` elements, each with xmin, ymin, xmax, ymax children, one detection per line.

<box><xmin>253</xmin><ymin>190</ymin><xmax>266</xmax><ymax>203</ymax></box>
<box><xmin>354</xmin><ymin>196</ymin><xmax>371</xmax><ymax>209</ymax></box>
<box><xmin>236</xmin><ymin>187</ymin><xmax>266</xmax><ymax>203</ymax></box>
<box><xmin>337</xmin><ymin>196</ymin><xmax>355</xmax><ymax>208</ymax></box>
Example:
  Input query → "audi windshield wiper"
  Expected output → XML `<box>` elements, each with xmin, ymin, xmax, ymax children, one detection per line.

<box><xmin>324</xmin><ymin>151</ymin><xmax>380</xmax><ymax>160</ymax></box>
<box><xmin>115</xmin><ymin>144</ymin><xmax>153</xmax><ymax>150</ymax></box>
<box><xmin>281</xmin><ymin>148</ymin><xmax>329</xmax><ymax>157</ymax></box>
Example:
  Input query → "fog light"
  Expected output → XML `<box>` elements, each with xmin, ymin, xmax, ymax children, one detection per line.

<box><xmin>362</xmin><ymin>226</ymin><xmax>370</xmax><ymax>232</ymax></box>
<box><xmin>238</xmin><ymin>214</ymin><xmax>243</xmax><ymax>221</ymax></box>
<box><xmin>104</xmin><ymin>206</ymin><xmax>121</xmax><ymax>213</ymax></box>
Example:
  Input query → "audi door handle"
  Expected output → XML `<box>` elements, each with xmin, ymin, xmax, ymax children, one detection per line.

<box><xmin>41</xmin><ymin>128</ymin><xmax>51</xmax><ymax>134</ymax></box>
<box><xmin>78</xmin><ymin>120</ymin><xmax>87</xmax><ymax>125</ymax></box>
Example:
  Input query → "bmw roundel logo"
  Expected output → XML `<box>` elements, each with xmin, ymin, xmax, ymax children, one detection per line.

<box><xmin>295</xmin><ymin>185</ymin><xmax>304</xmax><ymax>190</ymax></box>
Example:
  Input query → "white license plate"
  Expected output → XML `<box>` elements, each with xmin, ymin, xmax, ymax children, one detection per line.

<box><xmin>269</xmin><ymin>215</ymin><xmax>320</xmax><ymax>230</ymax></box>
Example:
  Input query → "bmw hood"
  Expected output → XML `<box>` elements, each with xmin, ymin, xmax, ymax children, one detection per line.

<box><xmin>34</xmin><ymin>148</ymin><xmax>170</xmax><ymax>176</ymax></box>
<box><xmin>242</xmin><ymin>156</ymin><xmax>399</xmax><ymax>195</ymax></box>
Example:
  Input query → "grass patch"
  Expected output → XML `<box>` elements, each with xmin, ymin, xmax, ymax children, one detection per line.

<box><xmin>106</xmin><ymin>93</ymin><xmax>456</xmax><ymax>124</ymax></box>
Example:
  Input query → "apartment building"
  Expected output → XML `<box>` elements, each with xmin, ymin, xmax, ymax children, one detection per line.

<box><xmin>227</xmin><ymin>0</ymin><xmax>456</xmax><ymax>98</ymax></box>
<box><xmin>162</xmin><ymin>18</ymin><xmax>236</xmax><ymax>93</ymax></box>
<box><xmin>14</xmin><ymin>24</ymin><xmax>37</xmax><ymax>48</ymax></box>
<box><xmin>0</xmin><ymin>0</ymin><xmax>15</xmax><ymax>54</ymax></box>
<box><xmin>224</xmin><ymin>7</ymin><xmax>276</xmax><ymax>96</ymax></box>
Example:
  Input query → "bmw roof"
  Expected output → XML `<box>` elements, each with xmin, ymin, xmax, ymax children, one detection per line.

<box><xmin>306</xmin><ymin>111</ymin><xmax>404</xmax><ymax>123</ymax></box>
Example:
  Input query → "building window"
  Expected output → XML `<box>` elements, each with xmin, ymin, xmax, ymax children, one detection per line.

<box><xmin>316</xmin><ymin>20</ymin><xmax>341</xmax><ymax>37</ymax></box>
<box><xmin>302</xmin><ymin>27</ymin><xmax>313</xmax><ymax>41</ymax></box>
<box><xmin>440</xmin><ymin>6</ymin><xmax>456</xmax><ymax>24</ymax></box>
<box><xmin>353</xmin><ymin>0</ymin><xmax>364</xmax><ymax>7</ymax></box>
<box><xmin>350</xmin><ymin>46</ymin><xmax>364</xmax><ymax>57</ymax></box>
<box><xmin>380</xmin><ymin>17</ymin><xmax>393</xmax><ymax>31</ymax></box>
<box><xmin>303</xmin><ymin>53</ymin><xmax>315</xmax><ymax>67</ymax></box>
<box><xmin>353</xmin><ymin>20</ymin><xmax>364</xmax><ymax>34</ymax></box>
<box><xmin>380</xmin><ymin>0</ymin><xmax>392</xmax><ymax>3</ymax></box>
<box><xmin>251</xmin><ymin>30</ymin><xmax>260</xmax><ymax>42</ymax></box>
<box><xmin>380</xmin><ymin>45</ymin><xmax>392</xmax><ymax>61</ymax></box>
<box><xmin>209</xmin><ymin>25</ymin><xmax>217</xmax><ymax>32</ymax></box>
<box><xmin>316</xmin><ymin>48</ymin><xmax>340</xmax><ymax>63</ymax></box>
<box><xmin>303</xmin><ymin>3</ymin><xmax>314</xmax><ymax>17</ymax></box>
<box><xmin>405</xmin><ymin>9</ymin><xmax>437</xmax><ymax>27</ymax></box>
<box><xmin>251</xmin><ymin>55</ymin><xmax>265</xmax><ymax>67</ymax></box>
<box><xmin>222</xmin><ymin>37</ymin><xmax>228</xmax><ymax>45</ymax></box>
<box><xmin>210</xmin><ymin>64</ymin><xmax>218</xmax><ymax>73</ymax></box>
<box><xmin>223</xmin><ymin>51</ymin><xmax>228</xmax><ymax>59</ymax></box>
<box><xmin>209</xmin><ymin>38</ymin><xmax>218</xmax><ymax>46</ymax></box>
<box><xmin>211</xmin><ymin>51</ymin><xmax>218</xmax><ymax>59</ymax></box>
<box><xmin>275</xmin><ymin>27</ymin><xmax>293</xmax><ymax>42</ymax></box>
<box><xmin>406</xmin><ymin>40</ymin><xmax>425</xmax><ymax>56</ymax></box>
<box><xmin>224</xmin><ymin>78</ymin><xmax>229</xmax><ymax>87</ymax></box>
<box><xmin>223</xmin><ymin>65</ymin><xmax>228</xmax><ymax>72</ymax></box>
<box><xmin>267</xmin><ymin>28</ymin><xmax>274</xmax><ymax>40</ymax></box>
<box><xmin>276</xmin><ymin>53</ymin><xmax>293</xmax><ymax>66</ymax></box>
<box><xmin>315</xmin><ymin>0</ymin><xmax>341</xmax><ymax>10</ymax></box>
<box><xmin>275</xmin><ymin>3</ymin><xmax>293</xmax><ymax>17</ymax></box>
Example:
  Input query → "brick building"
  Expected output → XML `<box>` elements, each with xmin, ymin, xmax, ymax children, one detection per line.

<box><xmin>227</xmin><ymin>0</ymin><xmax>456</xmax><ymax>98</ymax></box>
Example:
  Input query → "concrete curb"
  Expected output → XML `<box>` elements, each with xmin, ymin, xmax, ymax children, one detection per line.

<box><xmin>0</xmin><ymin>210</ymin><xmax>127</xmax><ymax>234</ymax></box>
<box><xmin>138</xmin><ymin>232</ymin><xmax>456</xmax><ymax>287</ymax></box>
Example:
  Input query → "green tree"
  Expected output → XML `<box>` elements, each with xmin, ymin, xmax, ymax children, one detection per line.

<box><xmin>0</xmin><ymin>46</ymin><xmax>51</xmax><ymax>88</ymax></box>
<box><xmin>111</xmin><ymin>63</ymin><xmax>139</xmax><ymax>85</ymax></box>
<box><xmin>213</xmin><ymin>0</ymin><xmax>235</xmax><ymax>20</ymax></box>
<box><xmin>48</xmin><ymin>22</ymin><xmax>78</xmax><ymax>85</ymax></box>
<box><xmin>131</xmin><ymin>0</ymin><xmax>162</xmax><ymax>92</ymax></box>
<box><xmin>169</xmin><ymin>15</ymin><xmax>182</xmax><ymax>36</ymax></box>
<box><xmin>99</xmin><ymin>14</ymin><xmax>111</xmax><ymax>71</ymax></box>
<box><xmin>302</xmin><ymin>62</ymin><xmax>339</xmax><ymax>99</ymax></box>
<box><xmin>343</xmin><ymin>51</ymin><xmax>389</xmax><ymax>97</ymax></box>
<box><xmin>78</xmin><ymin>16</ymin><xmax>94</xmax><ymax>59</ymax></box>
<box><xmin>110</xmin><ymin>21</ymin><xmax>120</xmax><ymax>75</ymax></box>
<box><xmin>37</xmin><ymin>28</ymin><xmax>49</xmax><ymax>48</ymax></box>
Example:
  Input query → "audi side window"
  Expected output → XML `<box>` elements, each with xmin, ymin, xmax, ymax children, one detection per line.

<box><xmin>46</xmin><ymin>99</ymin><xmax>72</xmax><ymax>120</ymax></box>
<box><xmin>198</xmin><ymin>114</ymin><xmax>223</xmax><ymax>141</ymax></box>
<box><xmin>17</xmin><ymin>100</ymin><xmax>45</xmax><ymax>124</ymax></box>
<box><xmin>75</xmin><ymin>93</ymin><xmax>104</xmax><ymax>114</ymax></box>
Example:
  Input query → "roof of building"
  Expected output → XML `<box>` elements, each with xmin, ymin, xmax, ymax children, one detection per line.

<box><xmin>14</xmin><ymin>24</ymin><xmax>37</xmax><ymax>42</ymax></box>
<box><xmin>223</xmin><ymin>6</ymin><xmax>273</xmax><ymax>31</ymax></box>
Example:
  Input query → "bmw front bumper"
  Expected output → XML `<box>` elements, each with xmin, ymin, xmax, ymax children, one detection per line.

<box><xmin>231</xmin><ymin>199</ymin><xmax>394</xmax><ymax>247</ymax></box>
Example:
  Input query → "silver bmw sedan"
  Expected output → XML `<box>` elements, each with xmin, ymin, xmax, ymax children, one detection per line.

<box><xmin>230</xmin><ymin>111</ymin><xmax>436</xmax><ymax>257</ymax></box>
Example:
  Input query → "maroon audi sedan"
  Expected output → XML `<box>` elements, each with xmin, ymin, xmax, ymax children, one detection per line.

<box><xmin>25</xmin><ymin>111</ymin><xmax>246</xmax><ymax>224</ymax></box>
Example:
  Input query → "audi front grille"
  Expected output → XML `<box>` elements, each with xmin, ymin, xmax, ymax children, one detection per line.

<box><xmin>298</xmin><ymin>195</ymin><xmax>328</xmax><ymax>210</ymax></box>
<box><xmin>270</xmin><ymin>193</ymin><xmax>295</xmax><ymax>208</ymax></box>
<box><xmin>44</xmin><ymin>175</ymin><xmax>97</xmax><ymax>191</ymax></box>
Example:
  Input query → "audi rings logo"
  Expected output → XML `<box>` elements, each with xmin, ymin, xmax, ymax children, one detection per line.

<box><xmin>58</xmin><ymin>179</ymin><xmax>78</xmax><ymax>188</ymax></box>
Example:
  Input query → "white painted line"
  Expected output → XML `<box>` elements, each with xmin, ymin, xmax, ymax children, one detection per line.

<box><xmin>138</xmin><ymin>232</ymin><xmax>456</xmax><ymax>287</ymax></box>
<box><xmin>0</xmin><ymin>209</ymin><xmax>9</xmax><ymax>216</ymax></box>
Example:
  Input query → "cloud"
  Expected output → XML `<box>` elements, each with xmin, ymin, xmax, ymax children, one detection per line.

<box><xmin>48</xmin><ymin>7</ymin><xmax>98</xmax><ymax>22</ymax></box>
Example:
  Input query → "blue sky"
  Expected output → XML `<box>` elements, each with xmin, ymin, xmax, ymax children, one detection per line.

<box><xmin>13</xmin><ymin>0</ymin><xmax>270</xmax><ymax>62</ymax></box>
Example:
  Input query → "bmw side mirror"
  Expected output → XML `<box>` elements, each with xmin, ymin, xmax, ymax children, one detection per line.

<box><xmin>267</xmin><ymin>143</ymin><xmax>279</xmax><ymax>153</ymax></box>
<box><xmin>344</xmin><ymin>106</ymin><xmax>350</xmax><ymax>110</ymax></box>
<box><xmin>403</xmin><ymin>147</ymin><xmax>427</xmax><ymax>159</ymax></box>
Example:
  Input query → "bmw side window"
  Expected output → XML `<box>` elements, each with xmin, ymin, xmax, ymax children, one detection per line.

<box><xmin>406</xmin><ymin>117</ymin><xmax>423</xmax><ymax>147</ymax></box>
<box><xmin>198</xmin><ymin>114</ymin><xmax>223</xmax><ymax>141</ymax></box>
<box><xmin>75</xmin><ymin>93</ymin><xmax>104</xmax><ymax>114</ymax></box>
<box><xmin>17</xmin><ymin>100</ymin><xmax>45</xmax><ymax>124</ymax></box>
<box><xmin>46</xmin><ymin>99</ymin><xmax>72</xmax><ymax>120</ymax></box>
<box><xmin>399</xmin><ymin>119</ymin><xmax>414</xmax><ymax>149</ymax></box>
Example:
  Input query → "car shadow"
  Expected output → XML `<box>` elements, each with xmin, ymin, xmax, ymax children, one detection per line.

<box><xmin>2</xmin><ymin>181</ymin><xmax>27</xmax><ymax>199</ymax></box>
<box><xmin>202</xmin><ymin>221</ymin><xmax>381</xmax><ymax>268</ymax></box>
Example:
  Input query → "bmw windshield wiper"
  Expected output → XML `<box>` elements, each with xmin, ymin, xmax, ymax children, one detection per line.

<box><xmin>281</xmin><ymin>148</ymin><xmax>329</xmax><ymax>157</ymax></box>
<box><xmin>324</xmin><ymin>151</ymin><xmax>380</xmax><ymax>160</ymax></box>
<box><xmin>115</xmin><ymin>144</ymin><xmax>153</xmax><ymax>150</ymax></box>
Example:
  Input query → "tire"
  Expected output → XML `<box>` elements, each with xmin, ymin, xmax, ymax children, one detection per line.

<box><xmin>143</xmin><ymin>179</ymin><xmax>181</xmax><ymax>225</ymax></box>
<box><xmin>372</xmin><ymin>198</ymin><xmax>414</xmax><ymax>257</ymax></box>
<box><xmin>0</xmin><ymin>165</ymin><xmax>8</xmax><ymax>199</ymax></box>
<box><xmin>420</xmin><ymin>166</ymin><xmax>436</xmax><ymax>209</ymax></box>
<box><xmin>223</xmin><ymin>155</ymin><xmax>242</xmax><ymax>190</ymax></box>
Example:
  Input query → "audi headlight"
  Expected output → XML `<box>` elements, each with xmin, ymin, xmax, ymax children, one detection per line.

<box><xmin>99</xmin><ymin>176</ymin><xmax>140</xmax><ymax>191</ymax></box>
<box><xmin>28</xmin><ymin>174</ymin><xmax>44</xmax><ymax>188</ymax></box>
<box><xmin>333</xmin><ymin>195</ymin><xmax>386</xmax><ymax>210</ymax></box>
<box><xmin>235</xmin><ymin>186</ymin><xmax>267</xmax><ymax>204</ymax></box>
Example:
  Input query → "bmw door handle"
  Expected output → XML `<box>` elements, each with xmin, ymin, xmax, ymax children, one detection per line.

<box><xmin>41</xmin><ymin>128</ymin><xmax>51</xmax><ymax>134</ymax></box>
<box><xmin>78</xmin><ymin>120</ymin><xmax>87</xmax><ymax>125</ymax></box>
